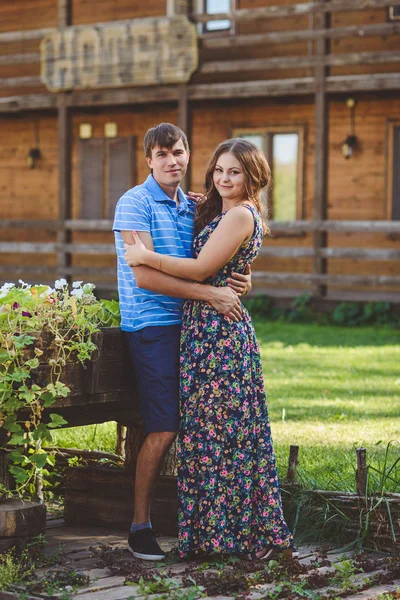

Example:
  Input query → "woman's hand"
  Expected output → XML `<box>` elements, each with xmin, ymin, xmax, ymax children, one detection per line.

<box><xmin>187</xmin><ymin>191</ymin><xmax>205</xmax><ymax>203</ymax></box>
<box><xmin>124</xmin><ymin>232</ymin><xmax>148</xmax><ymax>267</ymax></box>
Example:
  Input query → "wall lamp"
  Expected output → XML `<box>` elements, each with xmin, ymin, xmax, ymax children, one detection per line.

<box><xmin>341</xmin><ymin>98</ymin><xmax>357</xmax><ymax>159</ymax></box>
<box><xmin>27</xmin><ymin>148</ymin><xmax>41</xmax><ymax>169</ymax></box>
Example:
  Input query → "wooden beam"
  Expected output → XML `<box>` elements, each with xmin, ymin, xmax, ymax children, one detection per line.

<box><xmin>251</xmin><ymin>272</ymin><xmax>400</xmax><ymax>286</ymax></box>
<box><xmin>312</xmin><ymin>0</ymin><xmax>329</xmax><ymax>299</ymax></box>
<box><xmin>0</xmin><ymin>0</ymin><xmax>393</xmax><ymax>46</ymax></box>
<box><xmin>2</xmin><ymin>219</ymin><xmax>400</xmax><ymax>234</ymax></box>
<box><xmin>57</xmin><ymin>0</ymin><xmax>72</xmax><ymax>281</ymax></box>
<box><xmin>200</xmin><ymin>22</ymin><xmax>400</xmax><ymax>49</ymax></box>
<box><xmin>0</xmin><ymin>242</ymin><xmax>115</xmax><ymax>254</ymax></box>
<box><xmin>177</xmin><ymin>83</ymin><xmax>190</xmax><ymax>193</ymax></box>
<box><xmin>2</xmin><ymin>243</ymin><xmax>400</xmax><ymax>261</ymax></box>
<box><xmin>327</xmin><ymin>72</ymin><xmax>400</xmax><ymax>92</ymax></box>
<box><xmin>0</xmin><ymin>53</ymin><xmax>40</xmax><ymax>66</ymax></box>
<box><xmin>191</xmin><ymin>0</ymin><xmax>396</xmax><ymax>23</ymax></box>
<box><xmin>0</xmin><ymin>27</ymin><xmax>53</xmax><ymax>43</ymax></box>
<box><xmin>0</xmin><ymin>220</ymin><xmax>61</xmax><ymax>230</ymax></box>
<box><xmin>65</xmin><ymin>219</ymin><xmax>113</xmax><ymax>231</ymax></box>
<box><xmin>0</xmin><ymin>265</ymin><xmax>116</xmax><ymax>277</ymax></box>
<box><xmin>200</xmin><ymin>51</ymin><xmax>400</xmax><ymax>75</ymax></box>
<box><xmin>0</xmin><ymin>76</ymin><xmax>41</xmax><ymax>89</ymax></box>
<box><xmin>0</xmin><ymin>94</ymin><xmax>56</xmax><ymax>113</ymax></box>
<box><xmin>0</xmin><ymin>72</ymin><xmax>400</xmax><ymax>115</ymax></box>
<box><xmin>189</xmin><ymin>77</ymin><xmax>315</xmax><ymax>99</ymax></box>
<box><xmin>259</xmin><ymin>247</ymin><xmax>400</xmax><ymax>260</ymax></box>
<box><xmin>70</xmin><ymin>86</ymin><xmax>180</xmax><ymax>107</ymax></box>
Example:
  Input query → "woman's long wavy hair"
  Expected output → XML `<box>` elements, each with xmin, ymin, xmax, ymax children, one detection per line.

<box><xmin>194</xmin><ymin>138</ymin><xmax>271</xmax><ymax>236</ymax></box>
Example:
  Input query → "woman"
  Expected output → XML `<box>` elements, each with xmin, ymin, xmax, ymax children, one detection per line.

<box><xmin>124</xmin><ymin>138</ymin><xmax>294</xmax><ymax>560</ymax></box>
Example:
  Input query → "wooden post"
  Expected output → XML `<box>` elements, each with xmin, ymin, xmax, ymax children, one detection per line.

<box><xmin>166</xmin><ymin>0</ymin><xmax>190</xmax><ymax>16</ymax></box>
<box><xmin>356</xmin><ymin>447</ymin><xmax>368</xmax><ymax>497</ymax></box>
<box><xmin>116</xmin><ymin>424</ymin><xmax>127</xmax><ymax>457</ymax></box>
<box><xmin>124</xmin><ymin>426</ymin><xmax>147</xmax><ymax>476</ymax></box>
<box><xmin>312</xmin><ymin>0</ymin><xmax>329</xmax><ymax>298</ymax></box>
<box><xmin>287</xmin><ymin>445</ymin><xmax>299</xmax><ymax>482</ymax></box>
<box><xmin>57</xmin><ymin>0</ymin><xmax>72</xmax><ymax>282</ymax></box>
<box><xmin>177</xmin><ymin>83</ymin><xmax>190</xmax><ymax>193</ymax></box>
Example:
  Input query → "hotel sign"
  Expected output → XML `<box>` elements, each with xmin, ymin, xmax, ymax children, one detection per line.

<box><xmin>40</xmin><ymin>16</ymin><xmax>198</xmax><ymax>92</ymax></box>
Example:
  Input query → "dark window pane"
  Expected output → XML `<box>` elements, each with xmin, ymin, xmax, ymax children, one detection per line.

<box><xmin>107</xmin><ymin>137</ymin><xmax>136</xmax><ymax>219</ymax></box>
<box><xmin>79</xmin><ymin>139</ymin><xmax>103</xmax><ymax>219</ymax></box>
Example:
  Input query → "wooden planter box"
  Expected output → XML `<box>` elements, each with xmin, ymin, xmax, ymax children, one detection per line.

<box><xmin>36</xmin><ymin>327</ymin><xmax>141</xmax><ymax>428</ymax></box>
<box><xmin>0</xmin><ymin>327</ymin><xmax>142</xmax><ymax>550</ymax></box>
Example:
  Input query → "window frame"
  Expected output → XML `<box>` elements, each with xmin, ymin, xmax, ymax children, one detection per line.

<box><xmin>388</xmin><ymin>5</ymin><xmax>400</xmax><ymax>21</ymax></box>
<box><xmin>232</xmin><ymin>125</ymin><xmax>306</xmax><ymax>222</ymax></box>
<box><xmin>386</xmin><ymin>119</ymin><xmax>400</xmax><ymax>221</ymax></box>
<box><xmin>195</xmin><ymin>0</ymin><xmax>236</xmax><ymax>36</ymax></box>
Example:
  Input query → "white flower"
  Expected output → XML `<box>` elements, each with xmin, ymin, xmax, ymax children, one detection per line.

<box><xmin>71</xmin><ymin>288</ymin><xmax>83</xmax><ymax>299</ymax></box>
<box><xmin>72</xmin><ymin>281</ymin><xmax>83</xmax><ymax>289</ymax></box>
<box><xmin>0</xmin><ymin>282</ymin><xmax>15</xmax><ymax>298</ymax></box>
<box><xmin>83</xmin><ymin>283</ymin><xmax>96</xmax><ymax>293</ymax></box>
<box><xmin>40</xmin><ymin>287</ymin><xmax>55</xmax><ymax>297</ymax></box>
<box><xmin>55</xmin><ymin>278</ymin><xmax>68</xmax><ymax>289</ymax></box>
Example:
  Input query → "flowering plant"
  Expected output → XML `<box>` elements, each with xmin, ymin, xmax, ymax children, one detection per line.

<box><xmin>0</xmin><ymin>280</ymin><xmax>120</xmax><ymax>501</ymax></box>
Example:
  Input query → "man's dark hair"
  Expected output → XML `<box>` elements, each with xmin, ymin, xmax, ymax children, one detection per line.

<box><xmin>143</xmin><ymin>123</ymin><xmax>189</xmax><ymax>158</ymax></box>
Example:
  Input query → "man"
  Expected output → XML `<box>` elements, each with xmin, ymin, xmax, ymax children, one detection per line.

<box><xmin>113</xmin><ymin>123</ymin><xmax>250</xmax><ymax>561</ymax></box>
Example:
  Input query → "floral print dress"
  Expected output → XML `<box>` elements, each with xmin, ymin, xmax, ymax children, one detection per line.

<box><xmin>177</xmin><ymin>204</ymin><xmax>293</xmax><ymax>558</ymax></box>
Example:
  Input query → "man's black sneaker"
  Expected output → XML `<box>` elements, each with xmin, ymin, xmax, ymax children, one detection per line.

<box><xmin>128</xmin><ymin>528</ymin><xmax>166</xmax><ymax>561</ymax></box>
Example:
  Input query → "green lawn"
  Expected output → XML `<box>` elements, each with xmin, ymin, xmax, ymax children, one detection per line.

<box><xmin>51</xmin><ymin>322</ymin><xmax>400</xmax><ymax>493</ymax></box>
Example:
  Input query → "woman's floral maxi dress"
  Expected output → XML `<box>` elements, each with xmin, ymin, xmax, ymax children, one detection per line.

<box><xmin>178</xmin><ymin>205</ymin><xmax>293</xmax><ymax>558</ymax></box>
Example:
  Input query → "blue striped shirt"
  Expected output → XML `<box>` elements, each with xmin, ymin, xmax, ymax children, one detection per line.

<box><xmin>113</xmin><ymin>174</ymin><xmax>195</xmax><ymax>332</ymax></box>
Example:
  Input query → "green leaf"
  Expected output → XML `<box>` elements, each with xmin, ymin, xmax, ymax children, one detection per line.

<box><xmin>48</xmin><ymin>413</ymin><xmax>68</xmax><ymax>428</ymax></box>
<box><xmin>10</xmin><ymin>368</ymin><xmax>30</xmax><ymax>382</ymax></box>
<box><xmin>32</xmin><ymin>423</ymin><xmax>53</xmax><ymax>443</ymax></box>
<box><xmin>12</xmin><ymin>334</ymin><xmax>36</xmax><ymax>349</ymax></box>
<box><xmin>9</xmin><ymin>466</ymin><xmax>29</xmax><ymax>484</ymax></box>
<box><xmin>30</xmin><ymin>452</ymin><xmax>48</xmax><ymax>469</ymax></box>
<box><xmin>20</xmin><ymin>390</ymin><xmax>37</xmax><ymax>403</ymax></box>
<box><xmin>46</xmin><ymin>454</ymin><xmax>56</xmax><ymax>466</ymax></box>
<box><xmin>9</xmin><ymin>433</ymin><xmax>26</xmax><ymax>445</ymax></box>
<box><xmin>3</xmin><ymin>416</ymin><xmax>22</xmax><ymax>433</ymax></box>
<box><xmin>24</xmin><ymin>358</ymin><xmax>40</xmax><ymax>370</ymax></box>
<box><xmin>54</xmin><ymin>382</ymin><xmax>70</xmax><ymax>398</ymax></box>
<box><xmin>41</xmin><ymin>392</ymin><xmax>56</xmax><ymax>408</ymax></box>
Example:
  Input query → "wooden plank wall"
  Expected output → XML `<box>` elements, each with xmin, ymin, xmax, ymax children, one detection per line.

<box><xmin>1</xmin><ymin>93</ymin><xmax>399</xmax><ymax>294</ymax></box>
<box><xmin>1</xmin><ymin>0</ymin><xmax>399</xmax><ymax>97</ymax></box>
<box><xmin>69</xmin><ymin>107</ymin><xmax>177</xmax><ymax>277</ymax></box>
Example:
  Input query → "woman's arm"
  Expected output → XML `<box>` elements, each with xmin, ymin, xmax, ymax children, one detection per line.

<box><xmin>124</xmin><ymin>206</ymin><xmax>254</xmax><ymax>282</ymax></box>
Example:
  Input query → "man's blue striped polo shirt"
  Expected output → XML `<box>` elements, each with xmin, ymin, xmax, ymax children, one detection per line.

<box><xmin>113</xmin><ymin>174</ymin><xmax>195</xmax><ymax>332</ymax></box>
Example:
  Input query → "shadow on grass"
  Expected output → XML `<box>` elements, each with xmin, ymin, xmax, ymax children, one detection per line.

<box><xmin>254</xmin><ymin>320</ymin><xmax>400</xmax><ymax>348</ymax></box>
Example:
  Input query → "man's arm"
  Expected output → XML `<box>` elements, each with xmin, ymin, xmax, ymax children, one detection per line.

<box><xmin>121</xmin><ymin>231</ymin><xmax>242</xmax><ymax>320</ymax></box>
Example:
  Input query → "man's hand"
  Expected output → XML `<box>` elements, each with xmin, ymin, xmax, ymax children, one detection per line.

<box><xmin>208</xmin><ymin>287</ymin><xmax>242</xmax><ymax>322</ymax></box>
<box><xmin>227</xmin><ymin>264</ymin><xmax>252</xmax><ymax>297</ymax></box>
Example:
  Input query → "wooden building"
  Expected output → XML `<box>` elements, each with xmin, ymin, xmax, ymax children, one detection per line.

<box><xmin>1</xmin><ymin>0</ymin><xmax>400</xmax><ymax>304</ymax></box>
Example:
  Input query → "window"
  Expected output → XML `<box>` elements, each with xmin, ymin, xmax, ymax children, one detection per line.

<box><xmin>196</xmin><ymin>0</ymin><xmax>234</xmax><ymax>34</ymax></box>
<box><xmin>387</xmin><ymin>122</ymin><xmax>400</xmax><ymax>220</ymax></box>
<box><xmin>388</xmin><ymin>5</ymin><xmax>400</xmax><ymax>20</ymax></box>
<box><xmin>79</xmin><ymin>137</ymin><xmax>136</xmax><ymax>219</ymax></box>
<box><xmin>233</xmin><ymin>127</ymin><xmax>305</xmax><ymax>221</ymax></box>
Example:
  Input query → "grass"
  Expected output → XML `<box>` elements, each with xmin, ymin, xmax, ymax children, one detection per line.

<box><xmin>51</xmin><ymin>322</ymin><xmax>400</xmax><ymax>493</ymax></box>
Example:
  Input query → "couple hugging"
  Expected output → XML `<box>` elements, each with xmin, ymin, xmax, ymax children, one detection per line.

<box><xmin>113</xmin><ymin>122</ymin><xmax>295</xmax><ymax>562</ymax></box>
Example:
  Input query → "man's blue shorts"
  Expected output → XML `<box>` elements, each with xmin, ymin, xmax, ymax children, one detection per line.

<box><xmin>124</xmin><ymin>325</ymin><xmax>180</xmax><ymax>433</ymax></box>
